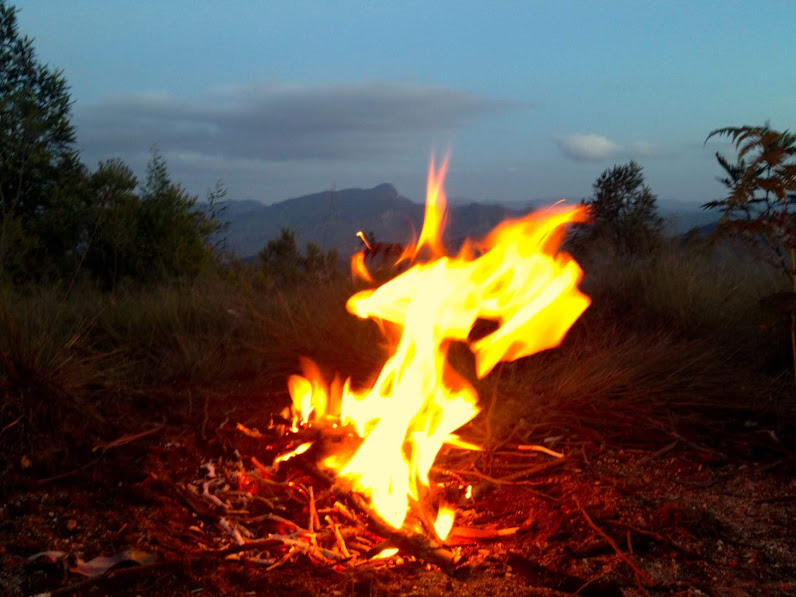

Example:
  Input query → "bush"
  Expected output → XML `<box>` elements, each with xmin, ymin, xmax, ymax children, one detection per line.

<box><xmin>258</xmin><ymin>228</ymin><xmax>340</xmax><ymax>285</ymax></box>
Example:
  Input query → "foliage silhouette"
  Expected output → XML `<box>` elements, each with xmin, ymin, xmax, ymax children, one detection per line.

<box><xmin>259</xmin><ymin>228</ymin><xmax>339</xmax><ymax>285</ymax></box>
<box><xmin>703</xmin><ymin>123</ymin><xmax>796</xmax><ymax>388</ymax></box>
<box><xmin>0</xmin><ymin>0</ymin><xmax>87</xmax><ymax>280</ymax></box>
<box><xmin>579</xmin><ymin>161</ymin><xmax>663</xmax><ymax>254</ymax></box>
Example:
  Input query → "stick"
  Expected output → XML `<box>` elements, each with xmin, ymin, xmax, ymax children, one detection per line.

<box><xmin>326</xmin><ymin>515</ymin><xmax>352</xmax><ymax>558</ymax></box>
<box><xmin>201</xmin><ymin>395</ymin><xmax>210</xmax><ymax>440</ymax></box>
<box><xmin>514</xmin><ymin>444</ymin><xmax>564</xmax><ymax>458</ymax></box>
<box><xmin>92</xmin><ymin>424</ymin><xmax>164</xmax><ymax>453</ymax></box>
<box><xmin>575</xmin><ymin>499</ymin><xmax>652</xmax><ymax>593</ymax></box>
<box><xmin>33</xmin><ymin>561</ymin><xmax>177</xmax><ymax>597</ymax></box>
<box><xmin>35</xmin><ymin>457</ymin><xmax>103</xmax><ymax>486</ymax></box>
<box><xmin>636</xmin><ymin>440</ymin><xmax>678</xmax><ymax>466</ymax></box>
<box><xmin>448</xmin><ymin>526</ymin><xmax>519</xmax><ymax>540</ymax></box>
<box><xmin>0</xmin><ymin>415</ymin><xmax>22</xmax><ymax>436</ymax></box>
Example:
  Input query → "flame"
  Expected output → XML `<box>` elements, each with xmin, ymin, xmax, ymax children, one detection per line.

<box><xmin>351</xmin><ymin>250</ymin><xmax>374</xmax><ymax>284</ymax></box>
<box><xmin>408</xmin><ymin>153</ymin><xmax>449</xmax><ymax>261</ymax></box>
<box><xmin>287</xmin><ymin>155</ymin><xmax>589</xmax><ymax>533</ymax></box>
<box><xmin>273</xmin><ymin>441</ymin><xmax>313</xmax><ymax>466</ymax></box>
<box><xmin>434</xmin><ymin>505</ymin><xmax>456</xmax><ymax>542</ymax></box>
<box><xmin>374</xmin><ymin>547</ymin><xmax>399</xmax><ymax>559</ymax></box>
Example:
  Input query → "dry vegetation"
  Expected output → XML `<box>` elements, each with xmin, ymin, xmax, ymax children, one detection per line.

<box><xmin>1</xmin><ymin>237</ymin><xmax>795</xmax><ymax>596</ymax></box>
<box><xmin>1</xmin><ymin>235</ymin><xmax>792</xmax><ymax>476</ymax></box>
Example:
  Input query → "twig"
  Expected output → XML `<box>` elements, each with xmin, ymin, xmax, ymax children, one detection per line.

<box><xmin>333</xmin><ymin>501</ymin><xmax>361</xmax><ymax>525</ymax></box>
<box><xmin>33</xmin><ymin>561</ymin><xmax>177</xmax><ymax>597</ymax></box>
<box><xmin>499</xmin><ymin>457</ymin><xmax>567</xmax><ymax>481</ymax></box>
<box><xmin>637</xmin><ymin>440</ymin><xmax>678</xmax><ymax>466</ymax></box>
<box><xmin>209</xmin><ymin>538</ymin><xmax>286</xmax><ymax>557</ymax></box>
<box><xmin>448</xmin><ymin>526</ymin><xmax>519</xmax><ymax>541</ymax></box>
<box><xmin>236</xmin><ymin>422</ymin><xmax>268</xmax><ymax>438</ymax></box>
<box><xmin>431</xmin><ymin>467</ymin><xmax>557</xmax><ymax>500</ymax></box>
<box><xmin>753</xmin><ymin>494</ymin><xmax>796</xmax><ymax>504</ymax></box>
<box><xmin>669</xmin><ymin>431</ymin><xmax>726</xmax><ymax>460</ymax></box>
<box><xmin>92</xmin><ymin>424</ymin><xmax>164</xmax><ymax>453</ymax></box>
<box><xmin>201</xmin><ymin>395</ymin><xmax>210</xmax><ymax>440</ymax></box>
<box><xmin>346</xmin><ymin>491</ymin><xmax>462</xmax><ymax>572</ymax></box>
<box><xmin>308</xmin><ymin>485</ymin><xmax>320</xmax><ymax>532</ymax></box>
<box><xmin>514</xmin><ymin>444</ymin><xmax>564</xmax><ymax>458</ymax></box>
<box><xmin>605</xmin><ymin>520</ymin><xmax>697</xmax><ymax>557</ymax></box>
<box><xmin>249</xmin><ymin>513</ymin><xmax>303</xmax><ymax>531</ymax></box>
<box><xmin>573</xmin><ymin>572</ymin><xmax>611</xmax><ymax>596</ymax></box>
<box><xmin>266</xmin><ymin>546</ymin><xmax>298</xmax><ymax>570</ymax></box>
<box><xmin>35</xmin><ymin>457</ymin><xmax>102</xmax><ymax>486</ymax></box>
<box><xmin>0</xmin><ymin>415</ymin><xmax>22</xmax><ymax>436</ymax></box>
<box><xmin>219</xmin><ymin>518</ymin><xmax>244</xmax><ymax>545</ymax></box>
<box><xmin>326</xmin><ymin>515</ymin><xmax>352</xmax><ymax>558</ymax></box>
<box><xmin>250</xmin><ymin>456</ymin><xmax>271</xmax><ymax>476</ymax></box>
<box><xmin>671</xmin><ymin>476</ymin><xmax>721</xmax><ymax>488</ymax></box>
<box><xmin>575</xmin><ymin>498</ymin><xmax>652</xmax><ymax>594</ymax></box>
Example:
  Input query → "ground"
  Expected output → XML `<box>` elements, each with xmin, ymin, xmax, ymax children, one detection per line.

<box><xmin>1</xmin><ymin>382</ymin><xmax>794</xmax><ymax>597</ymax></box>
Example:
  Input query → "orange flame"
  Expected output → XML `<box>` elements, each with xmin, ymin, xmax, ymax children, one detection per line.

<box><xmin>407</xmin><ymin>154</ymin><xmax>449</xmax><ymax>261</ymax></box>
<box><xmin>351</xmin><ymin>250</ymin><xmax>374</xmax><ymax>284</ymax></box>
<box><xmin>288</xmin><ymin>155</ymin><xmax>589</xmax><ymax>534</ymax></box>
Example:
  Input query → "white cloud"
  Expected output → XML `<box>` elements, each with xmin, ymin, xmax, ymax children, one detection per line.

<box><xmin>555</xmin><ymin>134</ymin><xmax>622</xmax><ymax>161</ymax></box>
<box><xmin>556</xmin><ymin>134</ymin><xmax>668</xmax><ymax>161</ymax></box>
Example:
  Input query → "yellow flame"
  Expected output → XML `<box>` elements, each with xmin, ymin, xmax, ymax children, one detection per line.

<box><xmin>373</xmin><ymin>547</ymin><xmax>399</xmax><ymax>559</ymax></box>
<box><xmin>409</xmin><ymin>153</ymin><xmax>449</xmax><ymax>260</ymax></box>
<box><xmin>287</xmin><ymin>154</ymin><xmax>589</xmax><ymax>531</ymax></box>
<box><xmin>434</xmin><ymin>505</ymin><xmax>456</xmax><ymax>542</ymax></box>
<box><xmin>274</xmin><ymin>442</ymin><xmax>313</xmax><ymax>465</ymax></box>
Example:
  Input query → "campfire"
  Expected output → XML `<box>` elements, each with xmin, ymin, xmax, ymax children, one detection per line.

<box><xmin>196</xmin><ymin>155</ymin><xmax>590</xmax><ymax>572</ymax></box>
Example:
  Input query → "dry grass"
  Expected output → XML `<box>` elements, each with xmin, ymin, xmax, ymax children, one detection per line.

<box><xmin>468</xmin><ymin>238</ymin><xmax>790</xmax><ymax>446</ymax></box>
<box><xmin>0</xmin><ymin>239</ymin><xmax>791</xmax><ymax>465</ymax></box>
<box><xmin>576</xmin><ymin>238</ymin><xmax>783</xmax><ymax>338</ymax></box>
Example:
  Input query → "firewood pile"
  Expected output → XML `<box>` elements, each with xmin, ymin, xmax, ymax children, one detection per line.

<box><xmin>154</xmin><ymin>417</ymin><xmax>568</xmax><ymax>575</ymax></box>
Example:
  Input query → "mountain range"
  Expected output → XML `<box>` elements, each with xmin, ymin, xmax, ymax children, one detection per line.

<box><xmin>211</xmin><ymin>184</ymin><xmax>717</xmax><ymax>258</ymax></box>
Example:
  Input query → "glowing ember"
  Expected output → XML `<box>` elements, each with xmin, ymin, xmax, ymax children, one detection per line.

<box><xmin>287</xmin><ymin>155</ymin><xmax>589</xmax><ymax>537</ymax></box>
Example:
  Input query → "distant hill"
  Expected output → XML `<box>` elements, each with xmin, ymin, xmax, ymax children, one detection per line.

<box><xmin>212</xmin><ymin>184</ymin><xmax>525</xmax><ymax>258</ymax></box>
<box><xmin>658</xmin><ymin>200</ymin><xmax>717</xmax><ymax>235</ymax></box>
<box><xmin>209</xmin><ymin>185</ymin><xmax>719</xmax><ymax>258</ymax></box>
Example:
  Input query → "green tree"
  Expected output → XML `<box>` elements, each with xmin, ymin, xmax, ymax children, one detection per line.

<box><xmin>259</xmin><ymin>228</ymin><xmax>301</xmax><ymax>283</ymax></box>
<box><xmin>582</xmin><ymin>160</ymin><xmax>663</xmax><ymax>252</ymax></box>
<box><xmin>0</xmin><ymin>0</ymin><xmax>86</xmax><ymax>280</ymax></box>
<box><xmin>134</xmin><ymin>147</ymin><xmax>219</xmax><ymax>281</ymax></box>
<box><xmin>83</xmin><ymin>158</ymin><xmax>141</xmax><ymax>287</ymax></box>
<box><xmin>81</xmin><ymin>150</ymin><xmax>221</xmax><ymax>287</ymax></box>
<box><xmin>304</xmin><ymin>242</ymin><xmax>338</xmax><ymax>276</ymax></box>
<box><xmin>204</xmin><ymin>179</ymin><xmax>229</xmax><ymax>252</ymax></box>
<box><xmin>259</xmin><ymin>228</ymin><xmax>339</xmax><ymax>284</ymax></box>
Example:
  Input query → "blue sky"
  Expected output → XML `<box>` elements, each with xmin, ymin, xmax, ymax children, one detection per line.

<box><xmin>13</xmin><ymin>0</ymin><xmax>796</xmax><ymax>206</ymax></box>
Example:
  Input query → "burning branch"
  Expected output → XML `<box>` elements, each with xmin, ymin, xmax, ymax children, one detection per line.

<box><xmin>345</xmin><ymin>491</ymin><xmax>463</xmax><ymax>572</ymax></box>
